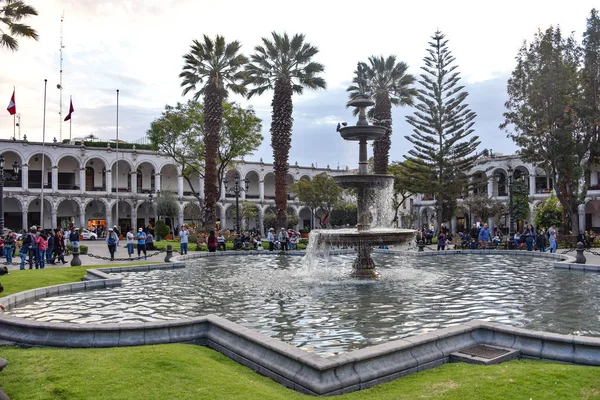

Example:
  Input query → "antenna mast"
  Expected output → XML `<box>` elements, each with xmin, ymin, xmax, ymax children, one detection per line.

<box><xmin>58</xmin><ymin>11</ymin><xmax>64</xmax><ymax>141</ymax></box>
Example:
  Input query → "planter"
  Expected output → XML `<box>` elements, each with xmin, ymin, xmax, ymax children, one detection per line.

<box><xmin>301</xmin><ymin>233</ymin><xmax>309</xmax><ymax>239</ymax></box>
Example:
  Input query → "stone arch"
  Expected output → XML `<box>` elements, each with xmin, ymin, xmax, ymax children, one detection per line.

<box><xmin>264</xmin><ymin>172</ymin><xmax>275</xmax><ymax>200</ymax></box>
<box><xmin>112</xmin><ymin>159</ymin><xmax>133</xmax><ymax>193</ymax></box>
<box><xmin>136</xmin><ymin>161</ymin><xmax>156</xmax><ymax>193</ymax></box>
<box><xmin>26</xmin><ymin>153</ymin><xmax>52</xmax><ymax>189</ymax></box>
<box><xmin>183</xmin><ymin>202</ymin><xmax>201</xmax><ymax>227</ymax></box>
<box><xmin>298</xmin><ymin>206</ymin><xmax>312</xmax><ymax>230</ymax></box>
<box><xmin>2</xmin><ymin>196</ymin><xmax>23</xmax><ymax>231</ymax></box>
<box><xmin>56</xmin><ymin>155</ymin><xmax>81</xmax><ymax>190</ymax></box>
<box><xmin>243</xmin><ymin>170</ymin><xmax>260</xmax><ymax>200</ymax></box>
<box><xmin>26</xmin><ymin>197</ymin><xmax>52</xmax><ymax>229</ymax></box>
<box><xmin>159</xmin><ymin>163</ymin><xmax>178</xmax><ymax>193</ymax></box>
<box><xmin>57</xmin><ymin>198</ymin><xmax>82</xmax><ymax>230</ymax></box>
<box><xmin>84</xmin><ymin>157</ymin><xmax>108</xmax><ymax>192</ymax></box>
<box><xmin>0</xmin><ymin>150</ymin><xmax>23</xmax><ymax>188</ymax></box>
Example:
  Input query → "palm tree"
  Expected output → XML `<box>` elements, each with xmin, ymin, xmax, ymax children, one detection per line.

<box><xmin>0</xmin><ymin>0</ymin><xmax>38</xmax><ymax>51</ymax></box>
<box><xmin>245</xmin><ymin>32</ymin><xmax>326</xmax><ymax>229</ymax></box>
<box><xmin>347</xmin><ymin>56</ymin><xmax>416</xmax><ymax>174</ymax></box>
<box><xmin>180</xmin><ymin>35</ymin><xmax>248</xmax><ymax>228</ymax></box>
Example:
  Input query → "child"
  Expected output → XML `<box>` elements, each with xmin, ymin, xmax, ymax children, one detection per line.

<box><xmin>469</xmin><ymin>237</ymin><xmax>479</xmax><ymax>250</ymax></box>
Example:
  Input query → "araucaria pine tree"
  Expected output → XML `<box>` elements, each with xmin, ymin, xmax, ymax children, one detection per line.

<box><xmin>404</xmin><ymin>31</ymin><xmax>481</xmax><ymax>228</ymax></box>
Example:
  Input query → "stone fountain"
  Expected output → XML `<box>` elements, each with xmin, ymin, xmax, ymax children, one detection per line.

<box><xmin>314</xmin><ymin>94</ymin><xmax>415</xmax><ymax>278</ymax></box>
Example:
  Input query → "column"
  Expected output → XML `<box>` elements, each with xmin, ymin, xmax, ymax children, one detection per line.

<box><xmin>451</xmin><ymin>216</ymin><xmax>457</xmax><ymax>236</ymax></box>
<box><xmin>178</xmin><ymin>205</ymin><xmax>184</xmax><ymax>230</ymax></box>
<box><xmin>220</xmin><ymin>181</ymin><xmax>226</xmax><ymax>201</ymax></box>
<box><xmin>258</xmin><ymin>207</ymin><xmax>264</xmax><ymax>235</ymax></box>
<box><xmin>130</xmin><ymin>172</ymin><xmax>137</xmax><ymax>194</ymax></box>
<box><xmin>52</xmin><ymin>166</ymin><xmax>58</xmax><ymax>193</ymax></box>
<box><xmin>178</xmin><ymin>175</ymin><xmax>184</xmax><ymax>197</ymax></box>
<box><xmin>51</xmin><ymin>209</ymin><xmax>58</xmax><ymax>230</ymax></box>
<box><xmin>154</xmin><ymin>174</ymin><xmax>161</xmax><ymax>193</ymax></box>
<box><xmin>241</xmin><ymin>187</ymin><xmax>246</xmax><ymax>201</ymax></box>
<box><xmin>488</xmin><ymin>218</ymin><xmax>494</xmax><ymax>235</ymax></box>
<box><xmin>21</xmin><ymin>164</ymin><xmax>29</xmax><ymax>189</ymax></box>
<box><xmin>79</xmin><ymin>168</ymin><xmax>86</xmax><ymax>194</ymax></box>
<box><xmin>106</xmin><ymin>169</ymin><xmax>112</xmax><ymax>193</ymax></box>
<box><xmin>22</xmin><ymin>207</ymin><xmax>27</xmax><ymax>231</ymax></box>
<box><xmin>106</xmin><ymin>208</ymin><xmax>112</xmax><ymax>230</ymax></box>
<box><xmin>591</xmin><ymin>170</ymin><xmax>598</xmax><ymax>186</ymax></box>
<box><xmin>220</xmin><ymin>206</ymin><xmax>226</xmax><ymax>229</ymax></box>
<box><xmin>529</xmin><ymin>173</ymin><xmax>536</xmax><ymax>196</ymax></box>
<box><xmin>79</xmin><ymin>213</ymin><xmax>85</xmax><ymax>229</ymax></box>
<box><xmin>487</xmin><ymin>178</ymin><xmax>494</xmax><ymax>197</ymax></box>
<box><xmin>579</xmin><ymin>204</ymin><xmax>586</xmax><ymax>233</ymax></box>
<box><xmin>131</xmin><ymin>210</ymin><xmax>137</xmax><ymax>230</ymax></box>
<box><xmin>199</xmin><ymin>176</ymin><xmax>204</xmax><ymax>199</ymax></box>
<box><xmin>259</xmin><ymin>180</ymin><xmax>265</xmax><ymax>201</ymax></box>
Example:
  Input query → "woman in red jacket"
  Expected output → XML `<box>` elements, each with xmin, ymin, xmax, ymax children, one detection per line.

<box><xmin>35</xmin><ymin>231</ymin><xmax>49</xmax><ymax>269</ymax></box>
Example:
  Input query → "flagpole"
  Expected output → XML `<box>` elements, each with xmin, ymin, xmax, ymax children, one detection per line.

<box><xmin>69</xmin><ymin>95</ymin><xmax>72</xmax><ymax>141</ymax></box>
<box><xmin>12</xmin><ymin>86</ymin><xmax>15</xmax><ymax>139</ymax></box>
<box><xmin>41</xmin><ymin>79</ymin><xmax>47</xmax><ymax>229</ymax></box>
<box><xmin>115</xmin><ymin>89</ymin><xmax>119</xmax><ymax>231</ymax></box>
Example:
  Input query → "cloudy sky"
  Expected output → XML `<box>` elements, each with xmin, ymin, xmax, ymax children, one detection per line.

<box><xmin>0</xmin><ymin>0</ymin><xmax>597</xmax><ymax>169</ymax></box>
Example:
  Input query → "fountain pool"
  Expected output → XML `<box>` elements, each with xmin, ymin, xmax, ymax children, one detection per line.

<box><xmin>7</xmin><ymin>252</ymin><xmax>600</xmax><ymax>355</ymax></box>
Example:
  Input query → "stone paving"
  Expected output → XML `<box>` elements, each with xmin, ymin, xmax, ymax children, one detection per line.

<box><xmin>4</xmin><ymin>240</ymin><xmax>600</xmax><ymax>271</ymax></box>
<box><xmin>3</xmin><ymin>240</ymin><xmax>168</xmax><ymax>271</ymax></box>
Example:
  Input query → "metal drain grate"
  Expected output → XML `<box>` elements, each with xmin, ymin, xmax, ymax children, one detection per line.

<box><xmin>457</xmin><ymin>345</ymin><xmax>511</xmax><ymax>360</ymax></box>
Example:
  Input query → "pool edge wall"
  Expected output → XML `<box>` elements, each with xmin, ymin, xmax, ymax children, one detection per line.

<box><xmin>1</xmin><ymin>254</ymin><xmax>599</xmax><ymax>396</ymax></box>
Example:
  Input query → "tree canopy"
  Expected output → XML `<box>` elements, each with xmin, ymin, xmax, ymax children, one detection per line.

<box><xmin>147</xmin><ymin>100</ymin><xmax>262</xmax><ymax>225</ymax></box>
<box><xmin>0</xmin><ymin>0</ymin><xmax>38</xmax><ymax>51</ymax></box>
<box><xmin>290</xmin><ymin>173</ymin><xmax>341</xmax><ymax>228</ymax></box>
<box><xmin>404</xmin><ymin>31</ymin><xmax>481</xmax><ymax>228</ymax></box>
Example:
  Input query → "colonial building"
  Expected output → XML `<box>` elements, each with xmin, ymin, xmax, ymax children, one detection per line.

<box><xmin>0</xmin><ymin>139</ymin><xmax>345</xmax><ymax>234</ymax></box>
<box><xmin>411</xmin><ymin>153</ymin><xmax>600</xmax><ymax>235</ymax></box>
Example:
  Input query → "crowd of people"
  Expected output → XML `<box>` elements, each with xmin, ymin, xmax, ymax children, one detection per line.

<box><xmin>417</xmin><ymin>222</ymin><xmax>584</xmax><ymax>253</ymax></box>
<box><xmin>199</xmin><ymin>226</ymin><xmax>301</xmax><ymax>253</ymax></box>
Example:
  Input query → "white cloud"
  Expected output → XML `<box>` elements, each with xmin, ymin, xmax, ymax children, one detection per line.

<box><xmin>0</xmin><ymin>0</ymin><xmax>597</xmax><ymax>165</ymax></box>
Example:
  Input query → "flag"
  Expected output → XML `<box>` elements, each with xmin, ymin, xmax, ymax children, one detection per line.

<box><xmin>6</xmin><ymin>90</ymin><xmax>15</xmax><ymax>115</ymax></box>
<box><xmin>64</xmin><ymin>98</ymin><xmax>74</xmax><ymax>121</ymax></box>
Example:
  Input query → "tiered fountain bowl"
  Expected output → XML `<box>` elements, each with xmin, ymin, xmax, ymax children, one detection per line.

<box><xmin>314</xmin><ymin>94</ymin><xmax>415</xmax><ymax>278</ymax></box>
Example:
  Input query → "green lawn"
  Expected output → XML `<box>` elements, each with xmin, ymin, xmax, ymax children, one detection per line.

<box><xmin>1</xmin><ymin>263</ymin><xmax>599</xmax><ymax>399</ymax></box>
<box><xmin>0</xmin><ymin>345</ymin><xmax>598</xmax><ymax>399</ymax></box>
<box><xmin>0</xmin><ymin>263</ymin><xmax>158</xmax><ymax>297</ymax></box>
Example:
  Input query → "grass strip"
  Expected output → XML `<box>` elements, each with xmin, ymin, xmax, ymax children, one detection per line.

<box><xmin>0</xmin><ymin>345</ymin><xmax>599</xmax><ymax>399</ymax></box>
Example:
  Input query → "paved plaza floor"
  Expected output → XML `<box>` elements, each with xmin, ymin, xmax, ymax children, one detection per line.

<box><xmin>4</xmin><ymin>240</ymin><xmax>600</xmax><ymax>271</ymax></box>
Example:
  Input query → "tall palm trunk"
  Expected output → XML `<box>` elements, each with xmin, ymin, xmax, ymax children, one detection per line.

<box><xmin>373</xmin><ymin>96</ymin><xmax>392</xmax><ymax>174</ymax></box>
<box><xmin>203</xmin><ymin>85</ymin><xmax>224</xmax><ymax>228</ymax></box>
<box><xmin>272</xmin><ymin>79</ymin><xmax>293</xmax><ymax>229</ymax></box>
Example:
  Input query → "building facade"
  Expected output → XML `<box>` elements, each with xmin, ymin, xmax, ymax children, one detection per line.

<box><xmin>0</xmin><ymin>140</ymin><xmax>345</xmax><ymax>234</ymax></box>
<box><xmin>410</xmin><ymin>154</ymin><xmax>600</xmax><ymax>235</ymax></box>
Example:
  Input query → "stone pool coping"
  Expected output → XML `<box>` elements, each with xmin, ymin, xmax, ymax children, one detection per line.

<box><xmin>0</xmin><ymin>254</ymin><xmax>598</xmax><ymax>396</ymax></box>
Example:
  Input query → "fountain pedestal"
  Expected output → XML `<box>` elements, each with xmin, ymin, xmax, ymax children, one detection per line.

<box><xmin>313</xmin><ymin>94</ymin><xmax>415</xmax><ymax>278</ymax></box>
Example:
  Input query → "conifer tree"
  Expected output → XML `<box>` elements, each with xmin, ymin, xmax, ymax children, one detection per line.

<box><xmin>404</xmin><ymin>31</ymin><xmax>481</xmax><ymax>228</ymax></box>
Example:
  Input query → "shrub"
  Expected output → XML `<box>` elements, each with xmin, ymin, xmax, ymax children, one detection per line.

<box><xmin>155</xmin><ymin>220</ymin><xmax>170</xmax><ymax>241</ymax></box>
<box><xmin>66</xmin><ymin>244</ymin><xmax>88</xmax><ymax>254</ymax></box>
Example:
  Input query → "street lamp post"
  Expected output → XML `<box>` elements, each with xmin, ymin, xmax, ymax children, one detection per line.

<box><xmin>507</xmin><ymin>166</ymin><xmax>515</xmax><ymax>249</ymax></box>
<box><xmin>223</xmin><ymin>173</ymin><xmax>249</xmax><ymax>234</ymax></box>
<box><xmin>0</xmin><ymin>155</ymin><xmax>21</xmax><ymax>234</ymax></box>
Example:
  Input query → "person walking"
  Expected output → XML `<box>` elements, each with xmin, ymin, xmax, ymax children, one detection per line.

<box><xmin>69</xmin><ymin>227</ymin><xmax>80</xmax><ymax>250</ymax></box>
<box><xmin>35</xmin><ymin>231</ymin><xmax>48</xmax><ymax>269</ymax></box>
<box><xmin>478</xmin><ymin>223</ymin><xmax>492</xmax><ymax>249</ymax></box>
<box><xmin>55</xmin><ymin>230</ymin><xmax>66</xmax><ymax>264</ymax></box>
<box><xmin>26</xmin><ymin>227</ymin><xmax>38</xmax><ymax>269</ymax></box>
<box><xmin>4</xmin><ymin>231</ymin><xmax>14</xmax><ymax>265</ymax></box>
<box><xmin>523</xmin><ymin>224</ymin><xmax>536</xmax><ymax>252</ymax></box>
<box><xmin>179</xmin><ymin>225</ymin><xmax>189</xmax><ymax>255</ymax></box>
<box><xmin>126</xmin><ymin>227</ymin><xmax>135</xmax><ymax>259</ymax></box>
<box><xmin>106</xmin><ymin>228</ymin><xmax>119</xmax><ymax>261</ymax></box>
<box><xmin>437</xmin><ymin>231</ymin><xmax>447</xmax><ymax>251</ymax></box>
<box><xmin>46</xmin><ymin>231</ymin><xmax>55</xmax><ymax>264</ymax></box>
<box><xmin>548</xmin><ymin>230</ymin><xmax>558</xmax><ymax>253</ymax></box>
<box><xmin>267</xmin><ymin>228</ymin><xmax>275</xmax><ymax>251</ymax></box>
<box><xmin>207</xmin><ymin>230</ymin><xmax>217</xmax><ymax>253</ymax></box>
<box><xmin>136</xmin><ymin>228</ymin><xmax>147</xmax><ymax>260</ymax></box>
<box><xmin>536</xmin><ymin>229</ymin><xmax>547</xmax><ymax>252</ymax></box>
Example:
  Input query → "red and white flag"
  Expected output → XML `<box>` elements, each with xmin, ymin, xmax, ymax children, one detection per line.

<box><xmin>6</xmin><ymin>90</ymin><xmax>15</xmax><ymax>115</ymax></box>
<box><xmin>64</xmin><ymin>98</ymin><xmax>74</xmax><ymax>121</ymax></box>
